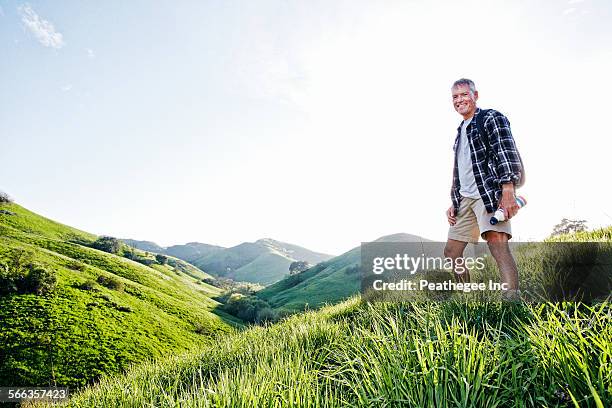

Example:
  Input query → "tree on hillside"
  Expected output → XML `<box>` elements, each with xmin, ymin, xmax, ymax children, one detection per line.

<box><xmin>0</xmin><ymin>191</ymin><xmax>13</xmax><ymax>204</ymax></box>
<box><xmin>289</xmin><ymin>261</ymin><xmax>312</xmax><ymax>275</ymax></box>
<box><xmin>155</xmin><ymin>254</ymin><xmax>168</xmax><ymax>265</ymax></box>
<box><xmin>551</xmin><ymin>218</ymin><xmax>588</xmax><ymax>237</ymax></box>
<box><xmin>92</xmin><ymin>236</ymin><xmax>121</xmax><ymax>254</ymax></box>
<box><xmin>123</xmin><ymin>246</ymin><xmax>136</xmax><ymax>260</ymax></box>
<box><xmin>221</xmin><ymin>294</ymin><xmax>276</xmax><ymax>324</ymax></box>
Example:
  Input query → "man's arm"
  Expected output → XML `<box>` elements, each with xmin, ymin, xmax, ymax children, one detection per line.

<box><xmin>486</xmin><ymin>112</ymin><xmax>522</xmax><ymax>185</ymax></box>
<box><xmin>486</xmin><ymin>112</ymin><xmax>523</xmax><ymax>218</ymax></box>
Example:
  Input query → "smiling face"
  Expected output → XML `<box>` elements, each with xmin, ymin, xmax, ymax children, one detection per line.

<box><xmin>452</xmin><ymin>84</ymin><xmax>478</xmax><ymax>119</ymax></box>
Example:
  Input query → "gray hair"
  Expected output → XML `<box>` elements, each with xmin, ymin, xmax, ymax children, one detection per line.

<box><xmin>452</xmin><ymin>78</ymin><xmax>476</xmax><ymax>94</ymax></box>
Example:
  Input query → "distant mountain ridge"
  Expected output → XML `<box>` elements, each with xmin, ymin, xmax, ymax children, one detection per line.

<box><xmin>193</xmin><ymin>238</ymin><xmax>334</xmax><ymax>285</ymax></box>
<box><xmin>257</xmin><ymin>232</ymin><xmax>431</xmax><ymax>311</ymax></box>
<box><xmin>121</xmin><ymin>239</ymin><xmax>166</xmax><ymax>253</ymax></box>
<box><xmin>121</xmin><ymin>239</ymin><xmax>225</xmax><ymax>264</ymax></box>
<box><xmin>122</xmin><ymin>238</ymin><xmax>334</xmax><ymax>286</ymax></box>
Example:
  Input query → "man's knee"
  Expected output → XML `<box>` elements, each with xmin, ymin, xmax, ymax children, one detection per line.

<box><xmin>443</xmin><ymin>246</ymin><xmax>452</xmax><ymax>258</ymax></box>
<box><xmin>444</xmin><ymin>239</ymin><xmax>466</xmax><ymax>258</ymax></box>
<box><xmin>484</xmin><ymin>231</ymin><xmax>509</xmax><ymax>243</ymax></box>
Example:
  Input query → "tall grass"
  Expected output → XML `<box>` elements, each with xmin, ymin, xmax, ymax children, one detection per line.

<box><xmin>31</xmin><ymin>227</ymin><xmax>612</xmax><ymax>407</ymax></box>
<box><xmin>31</xmin><ymin>296</ymin><xmax>610</xmax><ymax>408</ymax></box>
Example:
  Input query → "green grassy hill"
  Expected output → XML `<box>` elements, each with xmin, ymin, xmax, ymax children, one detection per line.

<box><xmin>0</xmin><ymin>203</ymin><xmax>242</xmax><ymax>389</ymax></box>
<box><xmin>34</xmin><ymin>224</ymin><xmax>612</xmax><ymax>407</ymax></box>
<box><xmin>256</xmin><ymin>247</ymin><xmax>359</xmax><ymax>311</ymax></box>
<box><xmin>120</xmin><ymin>239</ymin><xmax>166</xmax><ymax>254</ymax></box>
<box><xmin>165</xmin><ymin>242</ymin><xmax>225</xmax><ymax>264</ymax></box>
<box><xmin>28</xmin><ymin>228</ymin><xmax>612</xmax><ymax>407</ymax></box>
<box><xmin>122</xmin><ymin>239</ymin><xmax>225</xmax><ymax>265</ymax></box>
<box><xmin>193</xmin><ymin>238</ymin><xmax>334</xmax><ymax>285</ymax></box>
<box><xmin>257</xmin><ymin>233</ymin><xmax>430</xmax><ymax>312</ymax></box>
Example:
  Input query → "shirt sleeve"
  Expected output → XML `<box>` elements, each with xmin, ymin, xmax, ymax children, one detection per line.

<box><xmin>484</xmin><ymin>112</ymin><xmax>523</xmax><ymax>185</ymax></box>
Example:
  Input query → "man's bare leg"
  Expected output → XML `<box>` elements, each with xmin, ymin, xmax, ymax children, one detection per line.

<box><xmin>483</xmin><ymin>231</ymin><xmax>518</xmax><ymax>290</ymax></box>
<box><xmin>444</xmin><ymin>239</ymin><xmax>469</xmax><ymax>283</ymax></box>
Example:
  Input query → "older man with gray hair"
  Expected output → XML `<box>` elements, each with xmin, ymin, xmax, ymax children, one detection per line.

<box><xmin>444</xmin><ymin>78</ymin><xmax>524</xmax><ymax>296</ymax></box>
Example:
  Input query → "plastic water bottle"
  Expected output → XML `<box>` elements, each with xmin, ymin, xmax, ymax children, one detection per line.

<box><xmin>490</xmin><ymin>196</ymin><xmax>527</xmax><ymax>225</ymax></box>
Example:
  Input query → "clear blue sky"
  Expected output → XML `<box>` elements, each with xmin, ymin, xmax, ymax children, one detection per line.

<box><xmin>2</xmin><ymin>0</ymin><xmax>611</xmax><ymax>254</ymax></box>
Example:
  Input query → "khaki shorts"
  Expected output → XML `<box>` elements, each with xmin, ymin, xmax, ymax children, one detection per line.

<box><xmin>448</xmin><ymin>197</ymin><xmax>512</xmax><ymax>243</ymax></box>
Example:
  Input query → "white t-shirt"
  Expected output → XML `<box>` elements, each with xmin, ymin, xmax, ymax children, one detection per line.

<box><xmin>457</xmin><ymin>117</ymin><xmax>481</xmax><ymax>199</ymax></box>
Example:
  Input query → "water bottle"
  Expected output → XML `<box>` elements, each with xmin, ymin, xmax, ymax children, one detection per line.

<box><xmin>490</xmin><ymin>196</ymin><xmax>527</xmax><ymax>225</ymax></box>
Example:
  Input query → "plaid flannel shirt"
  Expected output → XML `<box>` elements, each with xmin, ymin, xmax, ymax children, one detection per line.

<box><xmin>451</xmin><ymin>108</ymin><xmax>523</xmax><ymax>214</ymax></box>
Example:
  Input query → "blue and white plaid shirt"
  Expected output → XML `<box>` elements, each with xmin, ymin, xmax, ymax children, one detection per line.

<box><xmin>451</xmin><ymin>108</ymin><xmax>523</xmax><ymax>214</ymax></box>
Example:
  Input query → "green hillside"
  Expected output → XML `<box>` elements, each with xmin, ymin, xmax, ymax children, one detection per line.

<box><xmin>165</xmin><ymin>242</ymin><xmax>225</xmax><ymax>264</ymax></box>
<box><xmin>34</xmin><ymin>226</ymin><xmax>612</xmax><ymax>407</ymax></box>
<box><xmin>120</xmin><ymin>239</ymin><xmax>166</xmax><ymax>253</ymax></box>
<box><xmin>257</xmin><ymin>233</ymin><xmax>429</xmax><ymax>312</ymax></box>
<box><xmin>194</xmin><ymin>238</ymin><xmax>334</xmax><ymax>285</ymax></box>
<box><xmin>229</xmin><ymin>251</ymin><xmax>293</xmax><ymax>284</ymax></box>
<box><xmin>122</xmin><ymin>239</ymin><xmax>225</xmax><ymax>265</ymax></box>
<box><xmin>32</xmin><ymin>228</ymin><xmax>612</xmax><ymax>408</ymax></box>
<box><xmin>29</xmin><ymin>228</ymin><xmax>612</xmax><ymax>407</ymax></box>
<box><xmin>257</xmin><ymin>247</ymin><xmax>359</xmax><ymax>311</ymax></box>
<box><xmin>0</xmin><ymin>203</ymin><xmax>241</xmax><ymax>389</ymax></box>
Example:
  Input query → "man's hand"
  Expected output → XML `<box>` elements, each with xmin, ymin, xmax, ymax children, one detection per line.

<box><xmin>447</xmin><ymin>206</ymin><xmax>457</xmax><ymax>226</ymax></box>
<box><xmin>499</xmin><ymin>183</ymin><xmax>518</xmax><ymax>219</ymax></box>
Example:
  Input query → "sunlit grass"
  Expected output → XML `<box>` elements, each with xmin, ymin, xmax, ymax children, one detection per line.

<box><xmin>25</xmin><ymin>225</ymin><xmax>612</xmax><ymax>407</ymax></box>
<box><xmin>30</xmin><ymin>296</ymin><xmax>610</xmax><ymax>408</ymax></box>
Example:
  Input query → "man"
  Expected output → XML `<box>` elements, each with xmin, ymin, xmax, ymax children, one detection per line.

<box><xmin>444</xmin><ymin>78</ymin><xmax>523</xmax><ymax>294</ymax></box>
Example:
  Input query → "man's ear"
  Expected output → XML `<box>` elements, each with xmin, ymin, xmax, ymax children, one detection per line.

<box><xmin>473</xmin><ymin>90</ymin><xmax>479</xmax><ymax>101</ymax></box>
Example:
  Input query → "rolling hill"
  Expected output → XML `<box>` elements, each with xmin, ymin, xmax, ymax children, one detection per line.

<box><xmin>0</xmin><ymin>202</ymin><xmax>241</xmax><ymax>388</ymax></box>
<box><xmin>119</xmin><ymin>239</ymin><xmax>166</xmax><ymax>254</ymax></box>
<box><xmin>122</xmin><ymin>238</ymin><xmax>332</xmax><ymax>286</ymax></box>
<box><xmin>191</xmin><ymin>238</ymin><xmax>334</xmax><ymax>285</ymax></box>
<box><xmin>38</xmin><ymin>227</ymin><xmax>612</xmax><ymax>408</ymax></box>
<box><xmin>121</xmin><ymin>239</ymin><xmax>225</xmax><ymax>264</ymax></box>
<box><xmin>257</xmin><ymin>233</ymin><xmax>431</xmax><ymax>312</ymax></box>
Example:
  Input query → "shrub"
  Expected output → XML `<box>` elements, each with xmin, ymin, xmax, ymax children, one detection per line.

<box><xmin>92</xmin><ymin>236</ymin><xmax>121</xmax><ymax>254</ymax></box>
<box><xmin>202</xmin><ymin>278</ymin><xmax>218</xmax><ymax>287</ymax></box>
<box><xmin>78</xmin><ymin>279</ymin><xmax>98</xmax><ymax>291</ymax></box>
<box><xmin>123</xmin><ymin>247</ymin><xmax>136</xmax><ymax>260</ymax></box>
<box><xmin>193</xmin><ymin>322</ymin><xmax>209</xmax><ymax>334</ymax></box>
<box><xmin>0</xmin><ymin>262</ymin><xmax>57</xmax><ymax>296</ymax></box>
<box><xmin>25</xmin><ymin>266</ymin><xmax>57</xmax><ymax>295</ymax></box>
<box><xmin>135</xmin><ymin>257</ymin><xmax>154</xmax><ymax>267</ymax></box>
<box><xmin>96</xmin><ymin>275</ymin><xmax>124</xmax><ymax>291</ymax></box>
<box><xmin>289</xmin><ymin>261</ymin><xmax>311</xmax><ymax>275</ymax></box>
<box><xmin>221</xmin><ymin>295</ymin><xmax>275</xmax><ymax>324</ymax></box>
<box><xmin>3</xmin><ymin>248</ymin><xmax>34</xmax><ymax>275</ymax></box>
<box><xmin>66</xmin><ymin>259</ymin><xmax>87</xmax><ymax>271</ymax></box>
<box><xmin>0</xmin><ymin>249</ymin><xmax>57</xmax><ymax>296</ymax></box>
<box><xmin>114</xmin><ymin>304</ymin><xmax>132</xmax><ymax>313</ymax></box>
<box><xmin>0</xmin><ymin>191</ymin><xmax>13</xmax><ymax>203</ymax></box>
<box><xmin>0</xmin><ymin>263</ymin><xmax>19</xmax><ymax>295</ymax></box>
<box><xmin>124</xmin><ymin>285</ymin><xmax>144</xmax><ymax>298</ymax></box>
<box><xmin>155</xmin><ymin>254</ymin><xmax>168</xmax><ymax>265</ymax></box>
